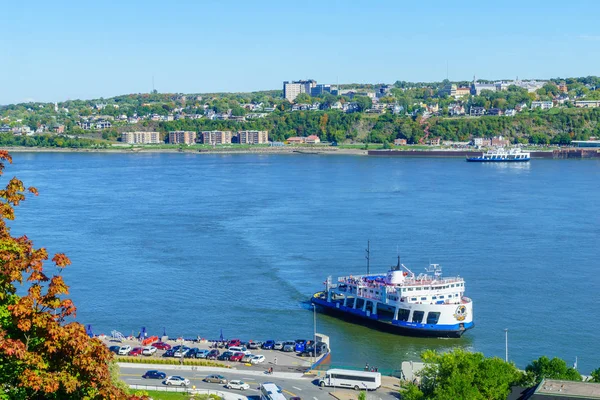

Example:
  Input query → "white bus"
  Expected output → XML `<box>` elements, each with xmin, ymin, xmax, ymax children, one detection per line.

<box><xmin>318</xmin><ymin>368</ymin><xmax>381</xmax><ymax>391</ymax></box>
<box><xmin>260</xmin><ymin>382</ymin><xmax>287</xmax><ymax>400</ymax></box>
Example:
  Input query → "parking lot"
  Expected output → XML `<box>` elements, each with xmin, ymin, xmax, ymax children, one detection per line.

<box><xmin>100</xmin><ymin>337</ymin><xmax>327</xmax><ymax>372</ymax></box>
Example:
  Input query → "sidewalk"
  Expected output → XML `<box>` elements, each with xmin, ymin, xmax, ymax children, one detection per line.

<box><xmin>381</xmin><ymin>376</ymin><xmax>401</xmax><ymax>391</ymax></box>
<box><xmin>118</xmin><ymin>362</ymin><xmax>307</xmax><ymax>380</ymax></box>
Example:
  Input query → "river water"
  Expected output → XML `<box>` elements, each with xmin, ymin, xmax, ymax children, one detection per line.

<box><xmin>7</xmin><ymin>152</ymin><xmax>600</xmax><ymax>373</ymax></box>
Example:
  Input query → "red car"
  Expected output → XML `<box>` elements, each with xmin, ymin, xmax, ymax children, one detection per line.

<box><xmin>153</xmin><ymin>342</ymin><xmax>172</xmax><ymax>350</ymax></box>
<box><xmin>227</xmin><ymin>339</ymin><xmax>241</xmax><ymax>348</ymax></box>
<box><xmin>129</xmin><ymin>347</ymin><xmax>143</xmax><ymax>356</ymax></box>
<box><xmin>229</xmin><ymin>352</ymin><xmax>245</xmax><ymax>362</ymax></box>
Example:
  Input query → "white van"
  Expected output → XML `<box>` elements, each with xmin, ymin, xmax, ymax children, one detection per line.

<box><xmin>228</xmin><ymin>346</ymin><xmax>251</xmax><ymax>355</ymax></box>
<box><xmin>318</xmin><ymin>368</ymin><xmax>381</xmax><ymax>391</ymax></box>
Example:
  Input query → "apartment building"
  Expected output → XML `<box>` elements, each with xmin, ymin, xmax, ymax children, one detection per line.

<box><xmin>574</xmin><ymin>100</ymin><xmax>600</xmax><ymax>108</ymax></box>
<box><xmin>169</xmin><ymin>131</ymin><xmax>197</xmax><ymax>145</ymax></box>
<box><xmin>531</xmin><ymin>101</ymin><xmax>553</xmax><ymax>110</ymax></box>
<box><xmin>238</xmin><ymin>130</ymin><xmax>268</xmax><ymax>144</ymax></box>
<box><xmin>283</xmin><ymin>80</ymin><xmax>317</xmax><ymax>102</ymax></box>
<box><xmin>202</xmin><ymin>130</ymin><xmax>233</xmax><ymax>144</ymax></box>
<box><xmin>121</xmin><ymin>131</ymin><xmax>161</xmax><ymax>144</ymax></box>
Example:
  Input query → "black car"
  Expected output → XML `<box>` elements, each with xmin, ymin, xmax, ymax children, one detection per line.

<box><xmin>163</xmin><ymin>349</ymin><xmax>175</xmax><ymax>358</ymax></box>
<box><xmin>206</xmin><ymin>349</ymin><xmax>220</xmax><ymax>360</ymax></box>
<box><xmin>142</xmin><ymin>370</ymin><xmax>166</xmax><ymax>379</ymax></box>
<box><xmin>185</xmin><ymin>348</ymin><xmax>199</xmax><ymax>358</ymax></box>
<box><xmin>108</xmin><ymin>345</ymin><xmax>120</xmax><ymax>354</ymax></box>
<box><xmin>217</xmin><ymin>351</ymin><xmax>233</xmax><ymax>361</ymax></box>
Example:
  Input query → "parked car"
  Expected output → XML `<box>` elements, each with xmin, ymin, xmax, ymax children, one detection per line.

<box><xmin>129</xmin><ymin>347</ymin><xmax>143</xmax><ymax>356</ymax></box>
<box><xmin>241</xmin><ymin>354</ymin><xmax>254</xmax><ymax>363</ymax></box>
<box><xmin>195</xmin><ymin>349</ymin><xmax>210</xmax><ymax>359</ymax></box>
<box><xmin>248</xmin><ymin>341</ymin><xmax>263</xmax><ymax>349</ymax></box>
<box><xmin>206</xmin><ymin>349</ymin><xmax>220</xmax><ymax>360</ymax></box>
<box><xmin>226</xmin><ymin>380</ymin><xmax>250</xmax><ymax>390</ymax></box>
<box><xmin>217</xmin><ymin>351</ymin><xmax>233</xmax><ymax>361</ymax></box>
<box><xmin>227</xmin><ymin>339</ymin><xmax>241</xmax><ymax>348</ymax></box>
<box><xmin>174</xmin><ymin>348</ymin><xmax>190</xmax><ymax>358</ymax></box>
<box><xmin>273</xmin><ymin>341</ymin><xmax>284</xmax><ymax>350</ymax></box>
<box><xmin>163</xmin><ymin>376</ymin><xmax>190</xmax><ymax>386</ymax></box>
<box><xmin>185</xmin><ymin>348</ymin><xmax>200</xmax><ymax>358</ymax></box>
<box><xmin>250</xmin><ymin>355</ymin><xmax>266</xmax><ymax>364</ymax></box>
<box><xmin>230</xmin><ymin>352</ymin><xmax>245</xmax><ymax>362</ymax></box>
<box><xmin>108</xmin><ymin>345</ymin><xmax>120</xmax><ymax>354</ymax></box>
<box><xmin>162</xmin><ymin>349</ymin><xmax>175</xmax><ymax>358</ymax></box>
<box><xmin>118</xmin><ymin>345</ymin><xmax>131</xmax><ymax>355</ymax></box>
<box><xmin>142</xmin><ymin>346</ymin><xmax>157</xmax><ymax>356</ymax></box>
<box><xmin>262</xmin><ymin>340</ymin><xmax>276</xmax><ymax>350</ymax></box>
<box><xmin>228</xmin><ymin>346</ymin><xmax>251</xmax><ymax>355</ymax></box>
<box><xmin>294</xmin><ymin>339</ymin><xmax>307</xmax><ymax>352</ymax></box>
<box><xmin>142</xmin><ymin>370</ymin><xmax>166</xmax><ymax>379</ymax></box>
<box><xmin>282</xmin><ymin>341</ymin><xmax>296</xmax><ymax>352</ymax></box>
<box><xmin>153</xmin><ymin>342</ymin><xmax>171</xmax><ymax>350</ymax></box>
<box><xmin>299</xmin><ymin>342</ymin><xmax>328</xmax><ymax>357</ymax></box>
<box><xmin>204</xmin><ymin>374</ymin><xmax>227</xmax><ymax>384</ymax></box>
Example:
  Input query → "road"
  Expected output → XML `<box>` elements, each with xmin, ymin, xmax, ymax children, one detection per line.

<box><xmin>119</xmin><ymin>364</ymin><xmax>399</xmax><ymax>400</ymax></box>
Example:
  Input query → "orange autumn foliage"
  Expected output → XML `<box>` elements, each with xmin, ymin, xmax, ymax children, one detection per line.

<box><xmin>0</xmin><ymin>151</ymin><xmax>145</xmax><ymax>400</ymax></box>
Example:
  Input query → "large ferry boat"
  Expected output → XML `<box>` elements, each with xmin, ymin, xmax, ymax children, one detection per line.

<box><xmin>311</xmin><ymin>260</ymin><xmax>474</xmax><ymax>338</ymax></box>
<box><xmin>466</xmin><ymin>147</ymin><xmax>530</xmax><ymax>162</ymax></box>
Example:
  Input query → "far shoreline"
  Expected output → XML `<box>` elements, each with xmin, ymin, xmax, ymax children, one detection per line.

<box><xmin>0</xmin><ymin>146</ymin><xmax>369</xmax><ymax>156</ymax></box>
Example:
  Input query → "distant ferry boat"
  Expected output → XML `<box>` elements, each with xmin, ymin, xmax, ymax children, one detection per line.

<box><xmin>466</xmin><ymin>147</ymin><xmax>530</xmax><ymax>162</ymax></box>
<box><xmin>311</xmin><ymin>260</ymin><xmax>474</xmax><ymax>338</ymax></box>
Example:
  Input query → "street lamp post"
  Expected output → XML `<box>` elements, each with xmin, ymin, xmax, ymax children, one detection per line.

<box><xmin>312</xmin><ymin>304</ymin><xmax>317</xmax><ymax>364</ymax></box>
<box><xmin>504</xmin><ymin>328</ymin><xmax>509</xmax><ymax>362</ymax></box>
<box><xmin>180</xmin><ymin>337</ymin><xmax>185</xmax><ymax>365</ymax></box>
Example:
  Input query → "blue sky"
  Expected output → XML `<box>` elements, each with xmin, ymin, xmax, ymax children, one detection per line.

<box><xmin>1</xmin><ymin>0</ymin><xmax>599</xmax><ymax>104</ymax></box>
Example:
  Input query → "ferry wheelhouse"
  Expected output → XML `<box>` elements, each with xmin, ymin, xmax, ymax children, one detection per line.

<box><xmin>467</xmin><ymin>147</ymin><xmax>530</xmax><ymax>162</ymax></box>
<box><xmin>311</xmin><ymin>260</ymin><xmax>473</xmax><ymax>338</ymax></box>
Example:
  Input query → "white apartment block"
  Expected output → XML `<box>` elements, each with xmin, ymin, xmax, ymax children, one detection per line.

<box><xmin>121</xmin><ymin>131</ymin><xmax>161</xmax><ymax>144</ymax></box>
<box><xmin>202</xmin><ymin>130</ymin><xmax>232</xmax><ymax>144</ymax></box>
<box><xmin>283</xmin><ymin>80</ymin><xmax>317</xmax><ymax>102</ymax></box>
<box><xmin>531</xmin><ymin>101</ymin><xmax>553</xmax><ymax>110</ymax></box>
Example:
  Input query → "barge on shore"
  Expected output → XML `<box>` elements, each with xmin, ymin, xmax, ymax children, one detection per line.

<box><xmin>311</xmin><ymin>260</ymin><xmax>473</xmax><ymax>338</ymax></box>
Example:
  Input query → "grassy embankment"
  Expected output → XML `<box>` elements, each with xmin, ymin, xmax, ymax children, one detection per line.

<box><xmin>132</xmin><ymin>391</ymin><xmax>221</xmax><ymax>400</ymax></box>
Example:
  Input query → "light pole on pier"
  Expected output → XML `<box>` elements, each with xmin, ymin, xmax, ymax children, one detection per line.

<box><xmin>312</xmin><ymin>303</ymin><xmax>317</xmax><ymax>364</ymax></box>
<box><xmin>504</xmin><ymin>328</ymin><xmax>509</xmax><ymax>363</ymax></box>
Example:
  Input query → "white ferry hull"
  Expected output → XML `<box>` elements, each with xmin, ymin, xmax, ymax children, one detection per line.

<box><xmin>466</xmin><ymin>157</ymin><xmax>530</xmax><ymax>162</ymax></box>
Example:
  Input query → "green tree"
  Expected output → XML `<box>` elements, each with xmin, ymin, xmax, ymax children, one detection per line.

<box><xmin>591</xmin><ymin>367</ymin><xmax>600</xmax><ymax>383</ymax></box>
<box><xmin>523</xmin><ymin>356</ymin><xmax>582</xmax><ymax>386</ymax></box>
<box><xmin>294</xmin><ymin>93</ymin><xmax>312</xmax><ymax>104</ymax></box>
<box><xmin>401</xmin><ymin>349</ymin><xmax>522</xmax><ymax>400</ymax></box>
<box><xmin>354</xmin><ymin>96</ymin><xmax>373</xmax><ymax>112</ymax></box>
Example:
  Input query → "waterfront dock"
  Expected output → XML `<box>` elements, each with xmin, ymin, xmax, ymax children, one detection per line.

<box><xmin>368</xmin><ymin>148</ymin><xmax>600</xmax><ymax>158</ymax></box>
<box><xmin>99</xmin><ymin>334</ymin><xmax>330</xmax><ymax>374</ymax></box>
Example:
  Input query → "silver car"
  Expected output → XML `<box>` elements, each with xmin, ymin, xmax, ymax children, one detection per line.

<box><xmin>282</xmin><ymin>341</ymin><xmax>296</xmax><ymax>352</ymax></box>
<box><xmin>273</xmin><ymin>341</ymin><xmax>284</xmax><ymax>350</ymax></box>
